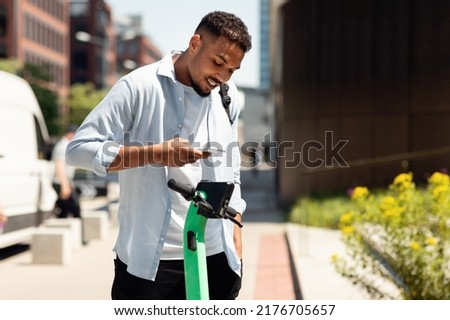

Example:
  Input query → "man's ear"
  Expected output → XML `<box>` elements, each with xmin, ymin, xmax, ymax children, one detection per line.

<box><xmin>189</xmin><ymin>34</ymin><xmax>202</xmax><ymax>55</ymax></box>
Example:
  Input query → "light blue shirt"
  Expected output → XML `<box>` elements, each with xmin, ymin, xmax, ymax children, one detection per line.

<box><xmin>66</xmin><ymin>52</ymin><xmax>246</xmax><ymax>281</ymax></box>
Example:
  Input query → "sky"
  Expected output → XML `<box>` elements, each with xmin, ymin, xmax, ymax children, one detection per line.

<box><xmin>106</xmin><ymin>0</ymin><xmax>260</xmax><ymax>88</ymax></box>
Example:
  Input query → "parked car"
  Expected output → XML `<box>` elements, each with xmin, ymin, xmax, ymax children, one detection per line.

<box><xmin>0</xmin><ymin>71</ymin><xmax>57</xmax><ymax>248</ymax></box>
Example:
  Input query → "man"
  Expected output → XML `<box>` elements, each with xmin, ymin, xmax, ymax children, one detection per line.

<box><xmin>52</xmin><ymin>124</ymin><xmax>81</xmax><ymax>219</ymax></box>
<box><xmin>66</xmin><ymin>11</ymin><xmax>251</xmax><ymax>299</ymax></box>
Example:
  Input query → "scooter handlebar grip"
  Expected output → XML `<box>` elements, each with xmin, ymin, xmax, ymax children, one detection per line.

<box><xmin>167</xmin><ymin>179</ymin><xmax>195</xmax><ymax>200</ymax></box>
<box><xmin>225</xmin><ymin>206</ymin><xmax>243</xmax><ymax>228</ymax></box>
<box><xmin>226</xmin><ymin>206</ymin><xmax>238</xmax><ymax>218</ymax></box>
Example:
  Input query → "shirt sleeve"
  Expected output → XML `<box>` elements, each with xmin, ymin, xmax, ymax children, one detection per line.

<box><xmin>66</xmin><ymin>77</ymin><xmax>135</xmax><ymax>177</ymax></box>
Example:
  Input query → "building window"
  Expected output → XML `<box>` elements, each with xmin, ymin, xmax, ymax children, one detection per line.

<box><xmin>70</xmin><ymin>2</ymin><xmax>88</xmax><ymax>17</ymax></box>
<box><xmin>0</xmin><ymin>44</ymin><xmax>6</xmax><ymax>58</ymax></box>
<box><xmin>73</xmin><ymin>50</ymin><xmax>88</xmax><ymax>69</ymax></box>
<box><xmin>129</xmin><ymin>41</ymin><xmax>138</xmax><ymax>55</ymax></box>
<box><xmin>0</xmin><ymin>5</ymin><xmax>7</xmax><ymax>37</ymax></box>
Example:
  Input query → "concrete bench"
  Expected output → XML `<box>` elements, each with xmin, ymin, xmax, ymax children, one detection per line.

<box><xmin>32</xmin><ymin>228</ymin><xmax>72</xmax><ymax>265</ymax></box>
<box><xmin>44</xmin><ymin>218</ymin><xmax>82</xmax><ymax>250</ymax></box>
<box><xmin>83</xmin><ymin>210</ymin><xmax>109</xmax><ymax>241</ymax></box>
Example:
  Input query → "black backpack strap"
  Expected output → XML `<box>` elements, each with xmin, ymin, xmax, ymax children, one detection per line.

<box><xmin>219</xmin><ymin>83</ymin><xmax>233</xmax><ymax>125</ymax></box>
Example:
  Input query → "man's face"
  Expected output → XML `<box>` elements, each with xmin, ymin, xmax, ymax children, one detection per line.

<box><xmin>187</xmin><ymin>35</ymin><xmax>245</xmax><ymax>97</ymax></box>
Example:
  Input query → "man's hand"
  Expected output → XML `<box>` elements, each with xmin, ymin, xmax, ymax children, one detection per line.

<box><xmin>158</xmin><ymin>138</ymin><xmax>207</xmax><ymax>167</ymax></box>
<box><xmin>54</xmin><ymin>160</ymin><xmax>72</xmax><ymax>199</ymax></box>
<box><xmin>59</xmin><ymin>183</ymin><xmax>72</xmax><ymax>200</ymax></box>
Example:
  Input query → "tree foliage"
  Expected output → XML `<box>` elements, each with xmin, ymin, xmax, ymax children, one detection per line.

<box><xmin>68</xmin><ymin>83</ymin><xmax>108</xmax><ymax>125</ymax></box>
<box><xmin>0</xmin><ymin>58</ymin><xmax>21</xmax><ymax>74</ymax></box>
<box><xmin>0</xmin><ymin>59</ymin><xmax>61</xmax><ymax>136</ymax></box>
<box><xmin>0</xmin><ymin>59</ymin><xmax>108</xmax><ymax>135</ymax></box>
<box><xmin>19</xmin><ymin>62</ymin><xmax>61</xmax><ymax>136</ymax></box>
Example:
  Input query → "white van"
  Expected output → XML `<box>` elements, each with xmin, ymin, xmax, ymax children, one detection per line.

<box><xmin>0</xmin><ymin>70</ymin><xmax>57</xmax><ymax>248</ymax></box>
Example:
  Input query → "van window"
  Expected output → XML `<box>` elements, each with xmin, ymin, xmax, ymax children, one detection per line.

<box><xmin>34</xmin><ymin>116</ymin><xmax>47</xmax><ymax>160</ymax></box>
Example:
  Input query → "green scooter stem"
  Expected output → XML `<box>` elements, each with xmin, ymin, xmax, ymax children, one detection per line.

<box><xmin>184</xmin><ymin>191</ymin><xmax>209</xmax><ymax>300</ymax></box>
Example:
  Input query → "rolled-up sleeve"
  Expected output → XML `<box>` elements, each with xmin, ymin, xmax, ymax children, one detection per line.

<box><xmin>66</xmin><ymin>77</ymin><xmax>134</xmax><ymax>176</ymax></box>
<box><xmin>66</xmin><ymin>139</ymin><xmax>121</xmax><ymax>177</ymax></box>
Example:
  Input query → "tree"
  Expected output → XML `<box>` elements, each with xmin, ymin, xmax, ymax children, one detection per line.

<box><xmin>19</xmin><ymin>62</ymin><xmax>61</xmax><ymax>136</ymax></box>
<box><xmin>0</xmin><ymin>59</ymin><xmax>61</xmax><ymax>136</ymax></box>
<box><xmin>0</xmin><ymin>58</ymin><xmax>21</xmax><ymax>74</ymax></box>
<box><xmin>0</xmin><ymin>60</ymin><xmax>108</xmax><ymax>135</ymax></box>
<box><xmin>68</xmin><ymin>83</ymin><xmax>108</xmax><ymax>125</ymax></box>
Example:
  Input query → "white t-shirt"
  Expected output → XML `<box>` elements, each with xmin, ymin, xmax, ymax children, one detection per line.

<box><xmin>162</xmin><ymin>82</ymin><xmax>223</xmax><ymax>259</ymax></box>
<box><xmin>51</xmin><ymin>136</ymin><xmax>75</xmax><ymax>184</ymax></box>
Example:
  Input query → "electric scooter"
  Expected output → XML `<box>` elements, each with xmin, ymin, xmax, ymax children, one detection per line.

<box><xmin>167</xmin><ymin>179</ymin><xmax>243</xmax><ymax>300</ymax></box>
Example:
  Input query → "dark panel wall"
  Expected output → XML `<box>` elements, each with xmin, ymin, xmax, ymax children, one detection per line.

<box><xmin>276</xmin><ymin>0</ymin><xmax>450</xmax><ymax>206</ymax></box>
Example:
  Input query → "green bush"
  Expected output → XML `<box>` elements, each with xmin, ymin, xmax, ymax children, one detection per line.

<box><xmin>288</xmin><ymin>193</ymin><xmax>354</xmax><ymax>229</ymax></box>
<box><xmin>332</xmin><ymin>172</ymin><xmax>450</xmax><ymax>299</ymax></box>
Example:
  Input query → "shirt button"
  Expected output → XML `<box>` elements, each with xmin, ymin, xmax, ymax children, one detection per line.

<box><xmin>178</xmin><ymin>124</ymin><xmax>182</xmax><ymax>129</ymax></box>
<box><xmin>179</xmin><ymin>97</ymin><xmax>182</xmax><ymax>101</ymax></box>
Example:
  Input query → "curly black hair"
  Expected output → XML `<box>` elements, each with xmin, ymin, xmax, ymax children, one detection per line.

<box><xmin>195</xmin><ymin>11</ymin><xmax>252</xmax><ymax>53</ymax></box>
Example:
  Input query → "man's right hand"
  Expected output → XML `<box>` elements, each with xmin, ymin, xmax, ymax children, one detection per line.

<box><xmin>156</xmin><ymin>138</ymin><xmax>206</xmax><ymax>167</ymax></box>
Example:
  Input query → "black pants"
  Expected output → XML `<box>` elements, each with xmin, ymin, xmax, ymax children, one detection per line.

<box><xmin>111</xmin><ymin>252</ymin><xmax>242</xmax><ymax>300</ymax></box>
<box><xmin>52</xmin><ymin>183</ymin><xmax>81</xmax><ymax>218</ymax></box>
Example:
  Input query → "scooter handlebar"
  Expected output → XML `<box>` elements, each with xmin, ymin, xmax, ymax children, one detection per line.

<box><xmin>167</xmin><ymin>179</ymin><xmax>195</xmax><ymax>201</ymax></box>
<box><xmin>225</xmin><ymin>206</ymin><xmax>237</xmax><ymax>218</ymax></box>
<box><xmin>225</xmin><ymin>206</ymin><xmax>243</xmax><ymax>228</ymax></box>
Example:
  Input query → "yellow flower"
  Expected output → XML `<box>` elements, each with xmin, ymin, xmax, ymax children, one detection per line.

<box><xmin>426</xmin><ymin>237</ymin><xmax>437</xmax><ymax>246</ymax></box>
<box><xmin>382</xmin><ymin>207</ymin><xmax>403</xmax><ymax>219</ymax></box>
<box><xmin>409</xmin><ymin>241</ymin><xmax>421</xmax><ymax>250</ymax></box>
<box><xmin>392</xmin><ymin>172</ymin><xmax>414</xmax><ymax>190</ymax></box>
<box><xmin>339</xmin><ymin>211</ymin><xmax>354</xmax><ymax>224</ymax></box>
<box><xmin>341</xmin><ymin>226</ymin><xmax>355</xmax><ymax>235</ymax></box>
<box><xmin>351</xmin><ymin>187</ymin><xmax>369</xmax><ymax>200</ymax></box>
<box><xmin>330</xmin><ymin>254</ymin><xmax>339</xmax><ymax>262</ymax></box>
<box><xmin>428</xmin><ymin>172</ymin><xmax>450</xmax><ymax>186</ymax></box>
<box><xmin>432</xmin><ymin>185</ymin><xmax>449</xmax><ymax>199</ymax></box>
<box><xmin>393</xmin><ymin>172</ymin><xmax>413</xmax><ymax>185</ymax></box>
<box><xmin>380</xmin><ymin>196</ymin><xmax>397</xmax><ymax>211</ymax></box>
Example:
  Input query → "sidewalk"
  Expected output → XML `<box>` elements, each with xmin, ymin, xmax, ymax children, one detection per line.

<box><xmin>0</xmin><ymin>209</ymin><xmax>286</xmax><ymax>299</ymax></box>
<box><xmin>286</xmin><ymin>224</ymin><xmax>369</xmax><ymax>299</ymax></box>
<box><xmin>239</xmin><ymin>167</ymin><xmax>369</xmax><ymax>300</ymax></box>
<box><xmin>0</xmin><ymin>168</ymin><xmax>369</xmax><ymax>300</ymax></box>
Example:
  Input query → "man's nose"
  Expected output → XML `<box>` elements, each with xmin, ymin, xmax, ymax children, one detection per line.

<box><xmin>215</xmin><ymin>70</ymin><xmax>230</xmax><ymax>84</ymax></box>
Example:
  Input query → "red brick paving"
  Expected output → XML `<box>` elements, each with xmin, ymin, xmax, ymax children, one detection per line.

<box><xmin>254</xmin><ymin>234</ymin><xmax>296</xmax><ymax>300</ymax></box>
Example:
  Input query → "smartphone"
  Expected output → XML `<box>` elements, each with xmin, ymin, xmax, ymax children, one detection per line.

<box><xmin>201</xmin><ymin>147</ymin><xmax>226</xmax><ymax>156</ymax></box>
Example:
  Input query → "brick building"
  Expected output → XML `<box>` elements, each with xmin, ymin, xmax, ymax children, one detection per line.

<box><xmin>70</xmin><ymin>0</ymin><xmax>116</xmax><ymax>89</ymax></box>
<box><xmin>0</xmin><ymin>0</ymin><xmax>70</xmax><ymax>114</ymax></box>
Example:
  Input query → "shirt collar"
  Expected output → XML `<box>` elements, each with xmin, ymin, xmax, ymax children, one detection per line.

<box><xmin>157</xmin><ymin>50</ymin><xmax>218</xmax><ymax>103</ymax></box>
<box><xmin>157</xmin><ymin>50</ymin><xmax>182</xmax><ymax>83</ymax></box>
